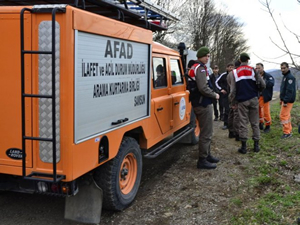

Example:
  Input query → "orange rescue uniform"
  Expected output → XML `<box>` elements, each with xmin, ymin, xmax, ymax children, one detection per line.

<box><xmin>259</xmin><ymin>96</ymin><xmax>271</xmax><ymax>126</ymax></box>
<box><xmin>280</xmin><ymin>102</ymin><xmax>293</xmax><ymax>134</ymax></box>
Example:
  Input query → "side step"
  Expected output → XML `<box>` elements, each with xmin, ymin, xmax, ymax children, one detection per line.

<box><xmin>143</xmin><ymin>126</ymin><xmax>194</xmax><ymax>159</ymax></box>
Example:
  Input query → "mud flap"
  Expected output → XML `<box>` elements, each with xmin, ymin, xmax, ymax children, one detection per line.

<box><xmin>64</xmin><ymin>174</ymin><xmax>103</xmax><ymax>224</ymax></box>
<box><xmin>178</xmin><ymin>130</ymin><xmax>193</xmax><ymax>143</ymax></box>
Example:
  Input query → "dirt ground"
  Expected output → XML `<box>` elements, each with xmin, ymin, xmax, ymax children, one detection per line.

<box><xmin>0</xmin><ymin>119</ymin><xmax>250</xmax><ymax>225</ymax></box>
<box><xmin>99</xmin><ymin>119</ymin><xmax>250</xmax><ymax>225</ymax></box>
<box><xmin>1</xmin><ymin>106</ymin><xmax>297</xmax><ymax>225</ymax></box>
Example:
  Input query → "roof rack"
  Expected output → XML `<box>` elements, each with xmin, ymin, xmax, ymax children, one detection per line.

<box><xmin>0</xmin><ymin>0</ymin><xmax>179</xmax><ymax>31</ymax></box>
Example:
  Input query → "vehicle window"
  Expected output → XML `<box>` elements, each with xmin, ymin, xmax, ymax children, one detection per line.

<box><xmin>170</xmin><ymin>59</ymin><xmax>183</xmax><ymax>85</ymax></box>
<box><xmin>153</xmin><ymin>57</ymin><xmax>167</xmax><ymax>88</ymax></box>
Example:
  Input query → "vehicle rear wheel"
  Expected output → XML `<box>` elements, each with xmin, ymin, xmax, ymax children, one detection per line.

<box><xmin>190</xmin><ymin>109</ymin><xmax>200</xmax><ymax>145</ymax></box>
<box><xmin>93</xmin><ymin>137</ymin><xmax>142</xmax><ymax>211</ymax></box>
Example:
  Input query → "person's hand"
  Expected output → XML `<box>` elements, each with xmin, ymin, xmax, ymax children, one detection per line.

<box><xmin>221</xmin><ymin>89</ymin><xmax>227</xmax><ymax>94</ymax></box>
<box><xmin>280</xmin><ymin>101</ymin><xmax>282</xmax><ymax>105</ymax></box>
<box><xmin>215</xmin><ymin>93</ymin><xmax>220</xmax><ymax>100</ymax></box>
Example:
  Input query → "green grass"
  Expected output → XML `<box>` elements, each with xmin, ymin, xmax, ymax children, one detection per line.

<box><xmin>230</xmin><ymin>197</ymin><xmax>243</xmax><ymax>207</ymax></box>
<box><xmin>228</xmin><ymin>98</ymin><xmax>300</xmax><ymax>225</ymax></box>
<box><xmin>231</xmin><ymin>191</ymin><xmax>300</xmax><ymax>225</ymax></box>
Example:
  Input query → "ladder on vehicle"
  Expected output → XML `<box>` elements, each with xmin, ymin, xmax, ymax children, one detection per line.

<box><xmin>20</xmin><ymin>6</ymin><xmax>66</xmax><ymax>183</ymax></box>
<box><xmin>1</xmin><ymin>0</ymin><xmax>179</xmax><ymax>31</ymax></box>
<box><xmin>72</xmin><ymin>0</ymin><xmax>179</xmax><ymax>29</ymax></box>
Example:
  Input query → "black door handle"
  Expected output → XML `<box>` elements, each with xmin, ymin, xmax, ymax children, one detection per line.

<box><xmin>157</xmin><ymin>107</ymin><xmax>163</xmax><ymax>111</ymax></box>
<box><xmin>174</xmin><ymin>102</ymin><xmax>179</xmax><ymax>105</ymax></box>
<box><xmin>111</xmin><ymin>118</ymin><xmax>129</xmax><ymax>125</ymax></box>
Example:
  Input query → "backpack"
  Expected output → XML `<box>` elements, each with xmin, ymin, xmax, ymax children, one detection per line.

<box><xmin>185</xmin><ymin>72</ymin><xmax>201</xmax><ymax>102</ymax></box>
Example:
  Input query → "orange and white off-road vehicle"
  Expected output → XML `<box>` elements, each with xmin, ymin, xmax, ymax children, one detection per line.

<box><xmin>0</xmin><ymin>0</ymin><xmax>199</xmax><ymax>223</ymax></box>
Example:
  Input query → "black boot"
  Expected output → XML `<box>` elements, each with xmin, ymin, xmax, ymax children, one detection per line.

<box><xmin>254</xmin><ymin>140</ymin><xmax>260</xmax><ymax>152</ymax></box>
<box><xmin>228</xmin><ymin>131</ymin><xmax>235</xmax><ymax>138</ymax></box>
<box><xmin>222</xmin><ymin>125</ymin><xmax>228</xmax><ymax>130</ymax></box>
<box><xmin>238</xmin><ymin>141</ymin><xmax>247</xmax><ymax>154</ymax></box>
<box><xmin>259</xmin><ymin>123</ymin><xmax>264</xmax><ymax>130</ymax></box>
<box><xmin>206</xmin><ymin>154</ymin><xmax>220</xmax><ymax>163</ymax></box>
<box><xmin>197</xmin><ymin>158</ymin><xmax>217</xmax><ymax>169</ymax></box>
<box><xmin>264</xmin><ymin>125</ymin><xmax>270</xmax><ymax>133</ymax></box>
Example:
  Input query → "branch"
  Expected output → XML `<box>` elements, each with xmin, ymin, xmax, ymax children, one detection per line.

<box><xmin>259</xmin><ymin>0</ymin><xmax>298</xmax><ymax>66</ymax></box>
<box><xmin>262</xmin><ymin>52</ymin><xmax>289</xmax><ymax>60</ymax></box>
<box><xmin>280</xmin><ymin>14</ymin><xmax>300</xmax><ymax>44</ymax></box>
<box><xmin>253</xmin><ymin>52</ymin><xmax>282</xmax><ymax>66</ymax></box>
<box><xmin>269</xmin><ymin>37</ymin><xmax>300</xmax><ymax>57</ymax></box>
<box><xmin>253</xmin><ymin>53</ymin><xmax>300</xmax><ymax>71</ymax></box>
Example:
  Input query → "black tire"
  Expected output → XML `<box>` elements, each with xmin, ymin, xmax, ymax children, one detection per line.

<box><xmin>189</xmin><ymin>109</ymin><xmax>200</xmax><ymax>145</ymax></box>
<box><xmin>93</xmin><ymin>137</ymin><xmax>142</xmax><ymax>211</ymax></box>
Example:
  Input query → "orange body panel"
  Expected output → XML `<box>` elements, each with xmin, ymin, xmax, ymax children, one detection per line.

<box><xmin>0</xmin><ymin>5</ymin><xmax>191</xmax><ymax>182</ymax></box>
<box><xmin>0</xmin><ymin>12</ymin><xmax>33</xmax><ymax>167</ymax></box>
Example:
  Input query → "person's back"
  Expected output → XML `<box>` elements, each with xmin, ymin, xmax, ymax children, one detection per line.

<box><xmin>233</xmin><ymin>65</ymin><xmax>258</xmax><ymax>102</ymax></box>
<box><xmin>230</xmin><ymin>53</ymin><xmax>265</xmax><ymax>154</ymax></box>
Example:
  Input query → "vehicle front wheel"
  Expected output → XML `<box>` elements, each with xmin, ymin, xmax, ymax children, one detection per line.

<box><xmin>93</xmin><ymin>137</ymin><xmax>142</xmax><ymax>211</ymax></box>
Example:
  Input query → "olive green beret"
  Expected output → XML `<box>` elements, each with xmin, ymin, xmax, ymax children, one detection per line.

<box><xmin>196</xmin><ymin>46</ymin><xmax>210</xmax><ymax>58</ymax></box>
<box><xmin>240</xmin><ymin>52</ymin><xmax>250</xmax><ymax>60</ymax></box>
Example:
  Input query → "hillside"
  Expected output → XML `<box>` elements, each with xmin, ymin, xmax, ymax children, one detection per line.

<box><xmin>266</xmin><ymin>68</ymin><xmax>300</xmax><ymax>92</ymax></box>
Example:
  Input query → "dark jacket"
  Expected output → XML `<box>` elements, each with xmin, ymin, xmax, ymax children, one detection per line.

<box><xmin>215</xmin><ymin>71</ymin><xmax>229</xmax><ymax>94</ymax></box>
<box><xmin>280</xmin><ymin>70</ymin><xmax>296</xmax><ymax>103</ymax></box>
<box><xmin>233</xmin><ymin>65</ymin><xmax>265</xmax><ymax>102</ymax></box>
<box><xmin>261</xmin><ymin>71</ymin><xmax>275</xmax><ymax>102</ymax></box>
<box><xmin>209</xmin><ymin>73</ymin><xmax>220</xmax><ymax>93</ymax></box>
<box><xmin>188</xmin><ymin>61</ymin><xmax>216</xmax><ymax>107</ymax></box>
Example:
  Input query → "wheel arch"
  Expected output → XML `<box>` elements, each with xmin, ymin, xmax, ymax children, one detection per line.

<box><xmin>93</xmin><ymin>136</ymin><xmax>143</xmax><ymax>211</ymax></box>
<box><xmin>123</xmin><ymin>126</ymin><xmax>145</xmax><ymax>145</ymax></box>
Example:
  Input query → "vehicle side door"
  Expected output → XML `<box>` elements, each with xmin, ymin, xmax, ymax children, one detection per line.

<box><xmin>151</xmin><ymin>56</ymin><xmax>172</xmax><ymax>134</ymax></box>
<box><xmin>169</xmin><ymin>57</ymin><xmax>190</xmax><ymax>129</ymax></box>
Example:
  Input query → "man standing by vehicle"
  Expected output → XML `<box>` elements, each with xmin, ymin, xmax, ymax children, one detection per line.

<box><xmin>279</xmin><ymin>62</ymin><xmax>296</xmax><ymax>139</ymax></box>
<box><xmin>210</xmin><ymin>65</ymin><xmax>221</xmax><ymax>121</ymax></box>
<box><xmin>229</xmin><ymin>53</ymin><xmax>265</xmax><ymax>154</ymax></box>
<box><xmin>256</xmin><ymin>63</ymin><xmax>275</xmax><ymax>133</ymax></box>
<box><xmin>189</xmin><ymin>47</ymin><xmax>220</xmax><ymax>169</ymax></box>
<box><xmin>216</xmin><ymin>63</ymin><xmax>234</xmax><ymax>129</ymax></box>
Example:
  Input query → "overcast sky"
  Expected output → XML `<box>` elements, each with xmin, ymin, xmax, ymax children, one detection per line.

<box><xmin>215</xmin><ymin>0</ymin><xmax>300</xmax><ymax>70</ymax></box>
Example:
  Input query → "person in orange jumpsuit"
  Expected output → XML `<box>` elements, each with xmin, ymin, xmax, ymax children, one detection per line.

<box><xmin>279</xmin><ymin>62</ymin><xmax>296</xmax><ymax>139</ymax></box>
<box><xmin>256</xmin><ymin>63</ymin><xmax>275</xmax><ymax>133</ymax></box>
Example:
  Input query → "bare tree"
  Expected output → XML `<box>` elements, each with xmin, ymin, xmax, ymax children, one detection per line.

<box><xmin>210</xmin><ymin>13</ymin><xmax>249</xmax><ymax>70</ymax></box>
<box><xmin>152</xmin><ymin>0</ymin><xmax>249</xmax><ymax>71</ymax></box>
<box><xmin>259</xmin><ymin>0</ymin><xmax>300</xmax><ymax>70</ymax></box>
<box><xmin>181</xmin><ymin>0</ymin><xmax>216</xmax><ymax>50</ymax></box>
<box><xmin>152</xmin><ymin>0</ymin><xmax>186</xmax><ymax>43</ymax></box>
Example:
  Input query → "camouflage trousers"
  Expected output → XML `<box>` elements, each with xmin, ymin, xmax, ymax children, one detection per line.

<box><xmin>228</xmin><ymin>102</ymin><xmax>239</xmax><ymax>135</ymax></box>
<box><xmin>238</xmin><ymin>97</ymin><xmax>260</xmax><ymax>141</ymax></box>
<box><xmin>193</xmin><ymin>104</ymin><xmax>213</xmax><ymax>159</ymax></box>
